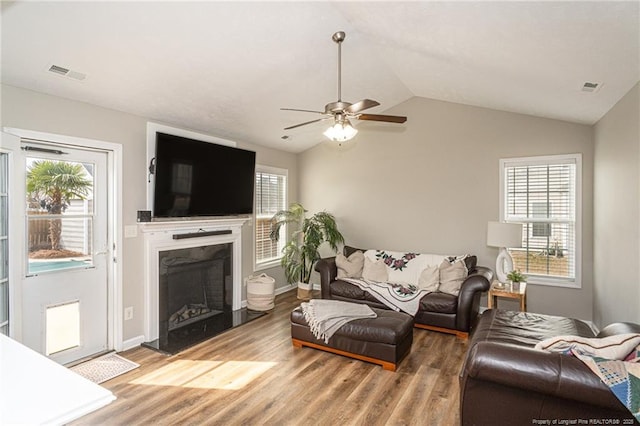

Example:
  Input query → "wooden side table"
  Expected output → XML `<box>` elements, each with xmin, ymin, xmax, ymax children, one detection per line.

<box><xmin>488</xmin><ymin>281</ymin><xmax>527</xmax><ymax>311</ymax></box>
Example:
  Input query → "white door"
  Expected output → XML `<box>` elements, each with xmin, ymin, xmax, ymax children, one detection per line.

<box><xmin>18</xmin><ymin>142</ymin><xmax>109</xmax><ymax>364</ymax></box>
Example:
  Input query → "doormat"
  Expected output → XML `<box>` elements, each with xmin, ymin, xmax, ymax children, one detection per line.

<box><xmin>70</xmin><ymin>352</ymin><xmax>139</xmax><ymax>384</ymax></box>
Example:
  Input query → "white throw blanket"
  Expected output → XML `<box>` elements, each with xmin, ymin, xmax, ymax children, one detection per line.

<box><xmin>342</xmin><ymin>278</ymin><xmax>429</xmax><ymax>316</ymax></box>
<box><xmin>300</xmin><ymin>299</ymin><xmax>377</xmax><ymax>344</ymax></box>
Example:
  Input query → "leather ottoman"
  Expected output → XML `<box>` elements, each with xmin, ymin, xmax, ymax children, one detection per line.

<box><xmin>290</xmin><ymin>306</ymin><xmax>413</xmax><ymax>371</ymax></box>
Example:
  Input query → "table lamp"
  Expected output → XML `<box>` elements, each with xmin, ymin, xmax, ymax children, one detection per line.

<box><xmin>487</xmin><ymin>221</ymin><xmax>523</xmax><ymax>283</ymax></box>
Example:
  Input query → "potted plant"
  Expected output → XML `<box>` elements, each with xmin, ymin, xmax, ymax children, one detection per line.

<box><xmin>270</xmin><ymin>202</ymin><xmax>344</xmax><ymax>299</ymax></box>
<box><xmin>506</xmin><ymin>269</ymin><xmax>527</xmax><ymax>291</ymax></box>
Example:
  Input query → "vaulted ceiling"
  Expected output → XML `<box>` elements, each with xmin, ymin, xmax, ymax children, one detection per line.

<box><xmin>2</xmin><ymin>1</ymin><xmax>638</xmax><ymax>153</ymax></box>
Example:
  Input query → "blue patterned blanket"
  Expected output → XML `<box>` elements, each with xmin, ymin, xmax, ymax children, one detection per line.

<box><xmin>573</xmin><ymin>345</ymin><xmax>640</xmax><ymax>422</ymax></box>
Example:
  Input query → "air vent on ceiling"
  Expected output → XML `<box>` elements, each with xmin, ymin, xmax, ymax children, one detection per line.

<box><xmin>48</xmin><ymin>64</ymin><xmax>69</xmax><ymax>75</ymax></box>
<box><xmin>581</xmin><ymin>81</ymin><xmax>602</xmax><ymax>93</ymax></box>
<box><xmin>47</xmin><ymin>64</ymin><xmax>86</xmax><ymax>81</ymax></box>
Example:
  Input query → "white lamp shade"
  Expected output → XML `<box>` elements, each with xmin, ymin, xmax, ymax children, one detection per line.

<box><xmin>487</xmin><ymin>221</ymin><xmax>523</xmax><ymax>282</ymax></box>
<box><xmin>323</xmin><ymin>120</ymin><xmax>358</xmax><ymax>142</ymax></box>
<box><xmin>487</xmin><ymin>221</ymin><xmax>523</xmax><ymax>248</ymax></box>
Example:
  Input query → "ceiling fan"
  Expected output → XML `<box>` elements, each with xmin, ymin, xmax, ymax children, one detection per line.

<box><xmin>281</xmin><ymin>31</ymin><xmax>407</xmax><ymax>142</ymax></box>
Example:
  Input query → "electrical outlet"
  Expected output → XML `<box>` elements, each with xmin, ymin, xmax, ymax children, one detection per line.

<box><xmin>124</xmin><ymin>306</ymin><xmax>134</xmax><ymax>321</ymax></box>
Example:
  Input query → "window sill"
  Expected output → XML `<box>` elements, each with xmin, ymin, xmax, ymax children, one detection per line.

<box><xmin>254</xmin><ymin>259</ymin><xmax>282</xmax><ymax>272</ymax></box>
<box><xmin>526</xmin><ymin>276</ymin><xmax>581</xmax><ymax>289</ymax></box>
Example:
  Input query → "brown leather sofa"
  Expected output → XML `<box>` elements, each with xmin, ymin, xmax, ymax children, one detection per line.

<box><xmin>460</xmin><ymin>309</ymin><xmax>640</xmax><ymax>425</ymax></box>
<box><xmin>314</xmin><ymin>246</ymin><xmax>494</xmax><ymax>338</ymax></box>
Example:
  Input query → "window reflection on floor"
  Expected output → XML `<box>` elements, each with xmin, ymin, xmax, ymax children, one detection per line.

<box><xmin>129</xmin><ymin>359</ymin><xmax>277</xmax><ymax>390</ymax></box>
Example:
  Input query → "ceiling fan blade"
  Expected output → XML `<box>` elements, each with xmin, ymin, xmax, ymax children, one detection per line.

<box><xmin>284</xmin><ymin>118</ymin><xmax>327</xmax><ymax>130</ymax></box>
<box><xmin>345</xmin><ymin>99</ymin><xmax>380</xmax><ymax>114</ymax></box>
<box><xmin>357</xmin><ymin>114</ymin><xmax>407</xmax><ymax>124</ymax></box>
<box><xmin>280</xmin><ymin>108</ymin><xmax>326</xmax><ymax>115</ymax></box>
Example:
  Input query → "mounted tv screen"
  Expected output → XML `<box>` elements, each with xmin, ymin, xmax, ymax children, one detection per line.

<box><xmin>152</xmin><ymin>132</ymin><xmax>256</xmax><ymax>218</ymax></box>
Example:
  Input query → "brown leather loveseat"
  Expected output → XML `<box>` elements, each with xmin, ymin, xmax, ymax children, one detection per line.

<box><xmin>460</xmin><ymin>309</ymin><xmax>640</xmax><ymax>425</ymax></box>
<box><xmin>315</xmin><ymin>246</ymin><xmax>494</xmax><ymax>338</ymax></box>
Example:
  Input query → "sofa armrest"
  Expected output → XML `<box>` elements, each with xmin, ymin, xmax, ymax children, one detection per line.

<box><xmin>464</xmin><ymin>341</ymin><xmax>624</xmax><ymax>410</ymax></box>
<box><xmin>455</xmin><ymin>266</ymin><xmax>493</xmax><ymax>331</ymax></box>
<box><xmin>598</xmin><ymin>322</ymin><xmax>640</xmax><ymax>337</ymax></box>
<box><xmin>315</xmin><ymin>257</ymin><xmax>337</xmax><ymax>299</ymax></box>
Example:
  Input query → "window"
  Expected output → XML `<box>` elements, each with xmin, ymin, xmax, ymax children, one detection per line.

<box><xmin>255</xmin><ymin>166</ymin><xmax>287</xmax><ymax>269</ymax></box>
<box><xmin>0</xmin><ymin>152</ymin><xmax>8</xmax><ymax>335</ymax></box>
<box><xmin>531</xmin><ymin>202</ymin><xmax>551</xmax><ymax>237</ymax></box>
<box><xmin>500</xmin><ymin>154</ymin><xmax>581</xmax><ymax>288</ymax></box>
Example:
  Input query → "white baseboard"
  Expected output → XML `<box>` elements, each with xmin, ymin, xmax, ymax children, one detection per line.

<box><xmin>121</xmin><ymin>335</ymin><xmax>145</xmax><ymax>352</ymax></box>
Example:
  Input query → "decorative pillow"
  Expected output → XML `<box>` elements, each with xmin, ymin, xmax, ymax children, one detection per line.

<box><xmin>535</xmin><ymin>333</ymin><xmax>640</xmax><ymax>360</ymax></box>
<box><xmin>438</xmin><ymin>259</ymin><xmax>468</xmax><ymax>296</ymax></box>
<box><xmin>625</xmin><ymin>344</ymin><xmax>640</xmax><ymax>363</ymax></box>
<box><xmin>336</xmin><ymin>251</ymin><xmax>365</xmax><ymax>278</ymax></box>
<box><xmin>364</xmin><ymin>249</ymin><xmax>440</xmax><ymax>286</ymax></box>
<box><xmin>418</xmin><ymin>265</ymin><xmax>440</xmax><ymax>291</ymax></box>
<box><xmin>362</xmin><ymin>257</ymin><xmax>389</xmax><ymax>282</ymax></box>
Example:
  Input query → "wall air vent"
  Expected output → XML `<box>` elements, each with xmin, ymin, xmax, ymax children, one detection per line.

<box><xmin>47</xmin><ymin>64</ymin><xmax>86</xmax><ymax>81</ymax></box>
<box><xmin>581</xmin><ymin>81</ymin><xmax>602</xmax><ymax>93</ymax></box>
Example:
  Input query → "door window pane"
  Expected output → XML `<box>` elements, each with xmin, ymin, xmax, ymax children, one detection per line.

<box><xmin>27</xmin><ymin>217</ymin><xmax>93</xmax><ymax>274</ymax></box>
<box><xmin>25</xmin><ymin>158</ymin><xmax>94</xmax><ymax>275</ymax></box>
<box><xmin>46</xmin><ymin>301</ymin><xmax>80</xmax><ymax>356</ymax></box>
<box><xmin>0</xmin><ymin>278</ymin><xmax>8</xmax><ymax>335</ymax></box>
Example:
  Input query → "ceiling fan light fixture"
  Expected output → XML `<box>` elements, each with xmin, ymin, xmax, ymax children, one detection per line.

<box><xmin>281</xmin><ymin>31</ymin><xmax>406</xmax><ymax>139</ymax></box>
<box><xmin>324</xmin><ymin>119</ymin><xmax>358</xmax><ymax>142</ymax></box>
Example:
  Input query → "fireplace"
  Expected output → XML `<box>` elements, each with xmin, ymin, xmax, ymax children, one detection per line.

<box><xmin>140</xmin><ymin>217</ymin><xmax>264</xmax><ymax>354</ymax></box>
<box><xmin>159</xmin><ymin>243</ymin><xmax>230</xmax><ymax>336</ymax></box>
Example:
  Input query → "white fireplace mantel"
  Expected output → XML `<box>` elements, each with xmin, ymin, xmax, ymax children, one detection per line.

<box><xmin>140</xmin><ymin>216</ymin><xmax>250</xmax><ymax>342</ymax></box>
<box><xmin>138</xmin><ymin>216</ymin><xmax>250</xmax><ymax>233</ymax></box>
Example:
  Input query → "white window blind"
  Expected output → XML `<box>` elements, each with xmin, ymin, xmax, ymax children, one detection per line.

<box><xmin>501</xmin><ymin>154</ymin><xmax>581</xmax><ymax>287</ymax></box>
<box><xmin>255</xmin><ymin>167</ymin><xmax>287</xmax><ymax>267</ymax></box>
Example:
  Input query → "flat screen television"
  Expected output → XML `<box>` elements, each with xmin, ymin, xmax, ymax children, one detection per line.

<box><xmin>152</xmin><ymin>132</ymin><xmax>256</xmax><ymax>218</ymax></box>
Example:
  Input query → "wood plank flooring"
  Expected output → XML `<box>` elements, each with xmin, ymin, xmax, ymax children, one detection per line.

<box><xmin>74</xmin><ymin>291</ymin><xmax>468</xmax><ymax>425</ymax></box>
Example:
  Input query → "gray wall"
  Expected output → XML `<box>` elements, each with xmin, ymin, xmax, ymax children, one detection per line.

<box><xmin>593</xmin><ymin>82</ymin><xmax>640</xmax><ymax>327</ymax></box>
<box><xmin>299</xmin><ymin>96</ymin><xmax>595</xmax><ymax>320</ymax></box>
<box><xmin>7</xmin><ymin>80</ymin><xmax>636</xmax><ymax>337</ymax></box>
<box><xmin>1</xmin><ymin>84</ymin><xmax>298</xmax><ymax>342</ymax></box>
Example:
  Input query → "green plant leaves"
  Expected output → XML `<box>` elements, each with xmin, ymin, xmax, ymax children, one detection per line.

<box><xmin>270</xmin><ymin>203</ymin><xmax>344</xmax><ymax>284</ymax></box>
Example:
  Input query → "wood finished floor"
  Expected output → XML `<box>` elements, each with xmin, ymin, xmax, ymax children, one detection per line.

<box><xmin>74</xmin><ymin>290</ymin><xmax>468</xmax><ymax>425</ymax></box>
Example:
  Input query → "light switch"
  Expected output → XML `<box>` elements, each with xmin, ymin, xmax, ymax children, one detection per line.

<box><xmin>124</xmin><ymin>225</ymin><xmax>138</xmax><ymax>238</ymax></box>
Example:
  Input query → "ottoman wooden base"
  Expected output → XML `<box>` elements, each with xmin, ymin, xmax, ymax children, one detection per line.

<box><xmin>290</xmin><ymin>306</ymin><xmax>413</xmax><ymax>372</ymax></box>
<box><xmin>292</xmin><ymin>338</ymin><xmax>398</xmax><ymax>371</ymax></box>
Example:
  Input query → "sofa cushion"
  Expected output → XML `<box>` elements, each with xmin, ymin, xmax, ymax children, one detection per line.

<box><xmin>438</xmin><ymin>258</ymin><xmax>468</xmax><ymax>296</ymax></box>
<box><xmin>418</xmin><ymin>264</ymin><xmax>440</xmax><ymax>291</ymax></box>
<box><xmin>472</xmin><ymin>309</ymin><xmax>596</xmax><ymax>348</ymax></box>
<box><xmin>362</xmin><ymin>257</ymin><xmax>389</xmax><ymax>282</ymax></box>
<box><xmin>336</xmin><ymin>251</ymin><xmax>364</xmax><ymax>279</ymax></box>
<box><xmin>420</xmin><ymin>292</ymin><xmax>457</xmax><ymax>314</ymax></box>
<box><xmin>464</xmin><ymin>255</ymin><xmax>477</xmax><ymax>272</ymax></box>
<box><xmin>330</xmin><ymin>280</ymin><xmax>381</xmax><ymax>304</ymax></box>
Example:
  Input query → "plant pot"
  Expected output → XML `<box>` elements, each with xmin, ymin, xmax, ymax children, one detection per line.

<box><xmin>297</xmin><ymin>281</ymin><xmax>313</xmax><ymax>300</ymax></box>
